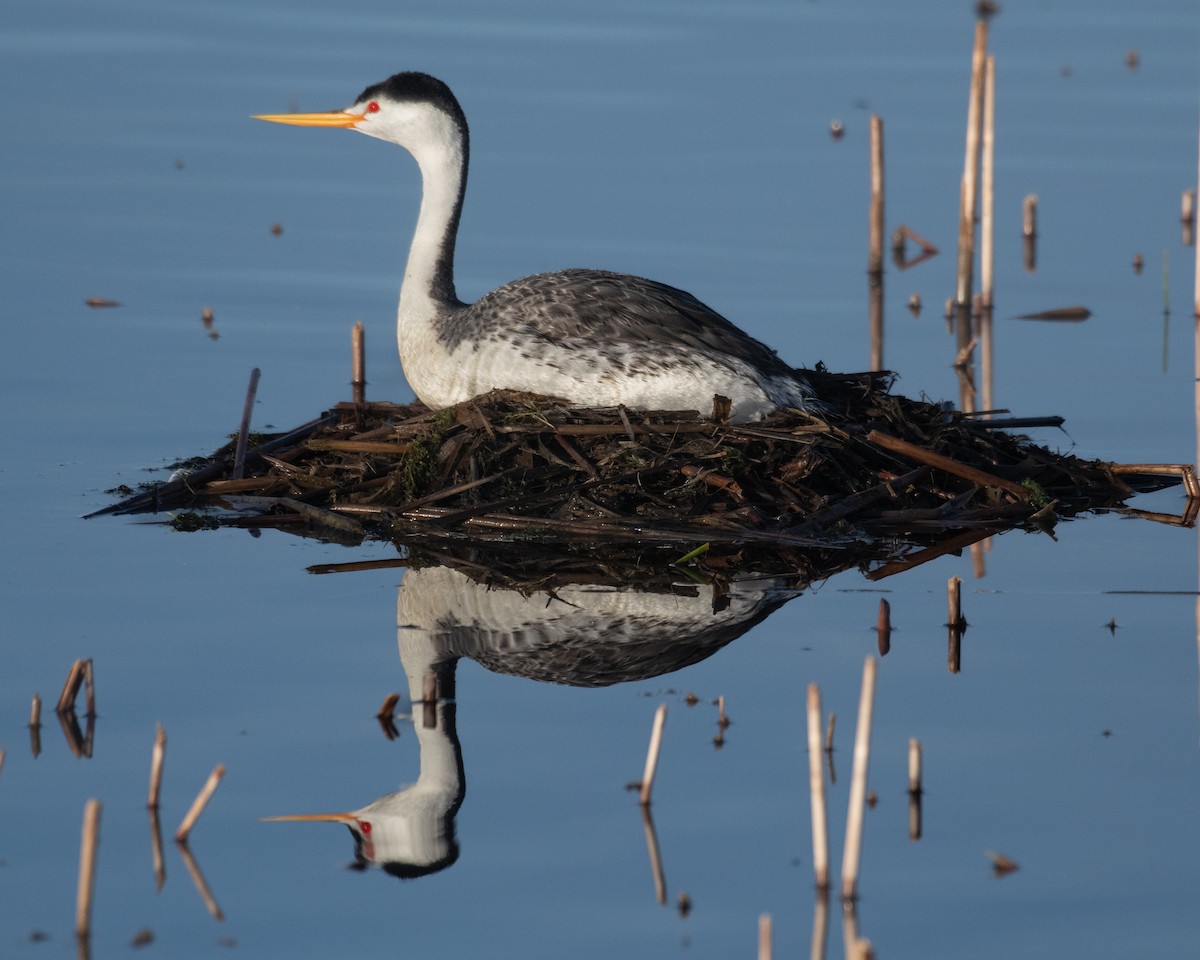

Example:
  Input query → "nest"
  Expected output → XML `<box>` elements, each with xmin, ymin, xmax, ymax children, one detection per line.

<box><xmin>93</xmin><ymin>367</ymin><xmax>1191</xmax><ymax>576</ymax></box>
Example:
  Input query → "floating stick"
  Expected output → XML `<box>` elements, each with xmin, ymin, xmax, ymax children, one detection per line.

<box><xmin>231</xmin><ymin>367</ymin><xmax>262</xmax><ymax>481</ymax></box>
<box><xmin>175</xmin><ymin>764</ymin><xmax>225</xmax><ymax>843</ymax></box>
<box><xmin>352</xmin><ymin>321</ymin><xmax>366</xmax><ymax>405</ymax></box>
<box><xmin>639</xmin><ymin>703</ymin><xmax>668</xmax><ymax>806</ymax></box>
<box><xmin>76</xmin><ymin>799</ymin><xmax>101</xmax><ymax>940</ymax></box>
<box><xmin>29</xmin><ymin>694</ymin><xmax>42</xmax><ymax>758</ymax></box>
<box><xmin>806</xmin><ymin>684</ymin><xmax>829</xmax><ymax>891</ymax></box>
<box><xmin>148</xmin><ymin>723</ymin><xmax>166</xmax><ymax>809</ymax></box>
<box><xmin>841</xmin><ymin>656</ymin><xmax>878</xmax><ymax>901</ymax></box>
<box><xmin>875</xmin><ymin>598</ymin><xmax>892</xmax><ymax>656</ymax></box>
<box><xmin>868</xmin><ymin>114</ymin><xmax>885</xmax><ymax>372</ymax></box>
<box><xmin>758</xmin><ymin>913</ymin><xmax>772</xmax><ymax>960</ymax></box>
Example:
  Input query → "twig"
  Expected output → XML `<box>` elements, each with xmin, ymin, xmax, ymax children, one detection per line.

<box><xmin>30</xmin><ymin>693</ymin><xmax>41</xmax><ymax>729</ymax></box>
<box><xmin>866</xmin><ymin>429</ymin><xmax>1029</xmax><ymax>500</ymax></box>
<box><xmin>1022</xmin><ymin>194</ymin><xmax>1038</xmax><ymax>272</ymax></box>
<box><xmin>231</xmin><ymin>367</ymin><xmax>262</xmax><ymax>481</ymax></box>
<box><xmin>175</xmin><ymin>764</ymin><xmax>225</xmax><ymax>843</ymax></box>
<box><xmin>56</xmin><ymin>659</ymin><xmax>87</xmax><ymax>714</ymax></box>
<box><xmin>948</xmin><ymin>576</ymin><xmax>966</xmax><ymax>630</ymax></box>
<box><xmin>76</xmin><ymin>799</ymin><xmax>101</xmax><ymax>940</ymax></box>
<box><xmin>82</xmin><ymin>659</ymin><xmax>96</xmax><ymax>719</ymax></box>
<box><xmin>841</xmin><ymin>656</ymin><xmax>878</xmax><ymax>901</ymax></box>
<box><xmin>806</xmin><ymin>684</ymin><xmax>829</xmax><ymax>891</ymax></box>
<box><xmin>639</xmin><ymin>703</ymin><xmax>668</xmax><ymax>806</ymax></box>
<box><xmin>148</xmin><ymin>723</ymin><xmax>166</xmax><ymax>809</ymax></box>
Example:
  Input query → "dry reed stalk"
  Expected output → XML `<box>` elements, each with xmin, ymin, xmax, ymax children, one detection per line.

<box><xmin>0</xmin><ymin>748</ymin><xmax>5</xmax><ymax>780</ymax></box>
<box><xmin>175</xmin><ymin>764</ymin><xmax>225</xmax><ymax>843</ymax></box>
<box><xmin>82</xmin><ymin>660</ymin><xmax>95</xmax><ymax>719</ymax></box>
<box><xmin>56</xmin><ymin>659</ymin><xmax>86</xmax><ymax>713</ymax></box>
<box><xmin>980</xmin><ymin>54</ymin><xmax>996</xmax><ymax>417</ymax></box>
<box><xmin>868</xmin><ymin>114</ymin><xmax>885</xmax><ymax>372</ymax></box>
<box><xmin>954</xmin><ymin>20</ymin><xmax>988</xmax><ymax>359</ymax></box>
<box><xmin>948</xmin><ymin>576</ymin><xmax>964</xmax><ymax>630</ymax></box>
<box><xmin>908</xmin><ymin>738</ymin><xmax>923</xmax><ymax>841</ymax></box>
<box><xmin>639</xmin><ymin>703</ymin><xmax>668</xmax><ymax>806</ymax></box>
<box><xmin>352</xmin><ymin>321</ymin><xmax>366</xmax><ymax>405</ymax></box>
<box><xmin>148</xmin><ymin>723</ymin><xmax>166</xmax><ymax>809</ymax></box>
<box><xmin>1022</xmin><ymin>194</ymin><xmax>1038</xmax><ymax>272</ymax></box>
<box><xmin>758</xmin><ymin>913</ymin><xmax>773</xmax><ymax>960</ymax></box>
<box><xmin>30</xmin><ymin>693</ymin><xmax>41</xmax><ymax>728</ymax></box>
<box><xmin>876</xmin><ymin>599</ymin><xmax>892</xmax><ymax>656</ymax></box>
<box><xmin>76</xmin><ymin>799</ymin><xmax>101</xmax><ymax>939</ymax></box>
<box><xmin>866</xmin><ymin>429</ymin><xmax>1029</xmax><ymax>500</ymax></box>
<box><xmin>231</xmin><ymin>367</ymin><xmax>262</xmax><ymax>481</ymax></box>
<box><xmin>806</xmin><ymin>684</ymin><xmax>829</xmax><ymax>891</ymax></box>
<box><xmin>840</xmin><ymin>656</ymin><xmax>878</xmax><ymax>901</ymax></box>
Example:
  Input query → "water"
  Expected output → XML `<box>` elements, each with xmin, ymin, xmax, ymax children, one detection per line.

<box><xmin>2</xmin><ymin>0</ymin><xmax>1199</xmax><ymax>956</ymax></box>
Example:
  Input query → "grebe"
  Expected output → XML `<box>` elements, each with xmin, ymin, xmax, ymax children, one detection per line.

<box><xmin>256</xmin><ymin>72</ymin><xmax>818</xmax><ymax>422</ymax></box>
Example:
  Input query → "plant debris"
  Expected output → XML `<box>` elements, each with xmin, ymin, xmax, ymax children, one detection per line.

<box><xmin>89</xmin><ymin>367</ymin><xmax>1192</xmax><ymax>565</ymax></box>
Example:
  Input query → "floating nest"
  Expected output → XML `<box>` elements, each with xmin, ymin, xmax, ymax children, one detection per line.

<box><xmin>92</xmin><ymin>367</ymin><xmax>1193</xmax><ymax>576</ymax></box>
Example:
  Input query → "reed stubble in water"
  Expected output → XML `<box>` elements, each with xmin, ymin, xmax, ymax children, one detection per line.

<box><xmin>868</xmin><ymin>115</ymin><xmax>885</xmax><ymax>372</ymax></box>
<box><xmin>639</xmin><ymin>703</ymin><xmax>668</xmax><ymax>806</ymax></box>
<box><xmin>76</xmin><ymin>799</ymin><xmax>100</xmax><ymax>940</ymax></box>
<box><xmin>806</xmin><ymin>684</ymin><xmax>830</xmax><ymax>891</ymax></box>
<box><xmin>175</xmin><ymin>764</ymin><xmax>225</xmax><ymax>843</ymax></box>
<box><xmin>841</xmin><ymin>656</ymin><xmax>878</xmax><ymax>901</ymax></box>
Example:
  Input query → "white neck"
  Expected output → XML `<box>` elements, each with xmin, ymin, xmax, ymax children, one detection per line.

<box><xmin>397</xmin><ymin>112</ymin><xmax>466</xmax><ymax>327</ymax></box>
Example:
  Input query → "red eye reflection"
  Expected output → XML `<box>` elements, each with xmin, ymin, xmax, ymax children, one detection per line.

<box><xmin>367</xmin><ymin>101</ymin><xmax>380</xmax><ymax>113</ymax></box>
<box><xmin>358</xmin><ymin>820</ymin><xmax>373</xmax><ymax>835</ymax></box>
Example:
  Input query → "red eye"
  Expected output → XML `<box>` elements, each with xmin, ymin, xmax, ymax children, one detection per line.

<box><xmin>358</xmin><ymin>820</ymin><xmax>372</xmax><ymax>834</ymax></box>
<box><xmin>367</xmin><ymin>101</ymin><xmax>380</xmax><ymax>113</ymax></box>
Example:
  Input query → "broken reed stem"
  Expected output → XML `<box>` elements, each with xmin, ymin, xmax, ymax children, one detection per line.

<box><xmin>639</xmin><ymin>703</ymin><xmax>668</xmax><ymax>806</ymax></box>
<box><xmin>30</xmin><ymin>693</ymin><xmax>41</xmax><ymax>728</ymax></box>
<box><xmin>352</xmin><ymin>321</ymin><xmax>366</xmax><ymax>405</ymax></box>
<box><xmin>955</xmin><ymin>20</ymin><xmax>988</xmax><ymax>356</ymax></box>
<box><xmin>806</xmin><ymin>684</ymin><xmax>830</xmax><ymax>891</ymax></box>
<box><xmin>76</xmin><ymin>799</ymin><xmax>101</xmax><ymax>940</ymax></box>
<box><xmin>980</xmin><ymin>55</ymin><xmax>995</xmax><ymax>310</ymax></box>
<box><xmin>908</xmin><ymin>738</ymin><xmax>922</xmax><ymax>794</ymax></box>
<box><xmin>175</xmin><ymin>764</ymin><xmax>225</xmax><ymax>843</ymax></box>
<box><xmin>948</xmin><ymin>576</ymin><xmax>964</xmax><ymax>628</ymax></box>
<box><xmin>758</xmin><ymin>913</ymin><xmax>773</xmax><ymax>960</ymax></box>
<box><xmin>56</xmin><ymin>659</ymin><xmax>87</xmax><ymax>714</ymax></box>
<box><xmin>868</xmin><ymin>114</ymin><xmax>885</xmax><ymax>372</ymax></box>
<box><xmin>1023</xmin><ymin>194</ymin><xmax>1038</xmax><ymax>272</ymax></box>
<box><xmin>232</xmin><ymin>367</ymin><xmax>262</xmax><ymax>481</ymax></box>
<box><xmin>841</xmin><ymin>656</ymin><xmax>878</xmax><ymax>902</ymax></box>
<box><xmin>824</xmin><ymin>712</ymin><xmax>836</xmax><ymax>754</ymax></box>
<box><xmin>147</xmin><ymin>723</ymin><xmax>166</xmax><ymax>809</ymax></box>
<box><xmin>980</xmin><ymin>54</ymin><xmax>996</xmax><ymax>418</ymax></box>
<box><xmin>866</xmin><ymin>429</ymin><xmax>1029</xmax><ymax>500</ymax></box>
<box><xmin>83</xmin><ymin>659</ymin><xmax>96</xmax><ymax>719</ymax></box>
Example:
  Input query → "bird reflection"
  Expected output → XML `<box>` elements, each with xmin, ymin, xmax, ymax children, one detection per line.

<box><xmin>266</xmin><ymin>562</ymin><xmax>804</xmax><ymax>877</ymax></box>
